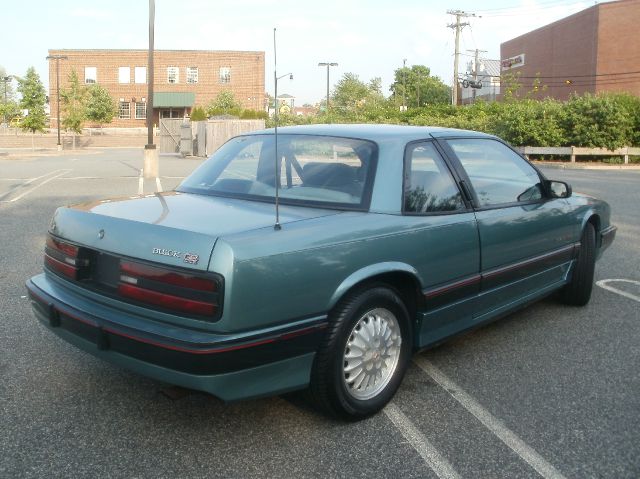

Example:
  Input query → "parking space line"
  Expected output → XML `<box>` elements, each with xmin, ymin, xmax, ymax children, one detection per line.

<box><xmin>156</xmin><ymin>177</ymin><xmax>163</xmax><ymax>192</ymax></box>
<box><xmin>138</xmin><ymin>169</ymin><xmax>144</xmax><ymax>195</ymax></box>
<box><xmin>1</xmin><ymin>169</ymin><xmax>72</xmax><ymax>203</ymax></box>
<box><xmin>413</xmin><ymin>357</ymin><xmax>567</xmax><ymax>479</ymax></box>
<box><xmin>384</xmin><ymin>402</ymin><xmax>461</xmax><ymax>479</ymax></box>
<box><xmin>596</xmin><ymin>279</ymin><xmax>640</xmax><ymax>303</ymax></box>
<box><xmin>0</xmin><ymin>169</ymin><xmax>65</xmax><ymax>201</ymax></box>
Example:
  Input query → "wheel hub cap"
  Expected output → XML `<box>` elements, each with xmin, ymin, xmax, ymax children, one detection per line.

<box><xmin>342</xmin><ymin>307</ymin><xmax>402</xmax><ymax>400</ymax></box>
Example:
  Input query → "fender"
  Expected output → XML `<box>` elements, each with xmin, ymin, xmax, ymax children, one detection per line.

<box><xmin>328</xmin><ymin>262</ymin><xmax>423</xmax><ymax>310</ymax></box>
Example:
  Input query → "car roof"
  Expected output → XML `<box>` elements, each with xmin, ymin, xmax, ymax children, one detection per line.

<box><xmin>246</xmin><ymin>123</ymin><xmax>497</xmax><ymax>143</ymax></box>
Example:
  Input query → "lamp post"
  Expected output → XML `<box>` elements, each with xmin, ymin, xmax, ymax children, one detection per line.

<box><xmin>402</xmin><ymin>58</ymin><xmax>407</xmax><ymax>111</ymax></box>
<box><xmin>45</xmin><ymin>55</ymin><xmax>68</xmax><ymax>150</ymax></box>
<box><xmin>317</xmin><ymin>62</ymin><xmax>338</xmax><ymax>113</ymax></box>
<box><xmin>143</xmin><ymin>0</ymin><xmax>159</xmax><ymax>181</ymax></box>
<box><xmin>2</xmin><ymin>76</ymin><xmax>11</xmax><ymax>126</ymax></box>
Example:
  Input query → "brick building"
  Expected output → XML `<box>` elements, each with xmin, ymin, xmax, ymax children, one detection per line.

<box><xmin>500</xmin><ymin>0</ymin><xmax>640</xmax><ymax>100</ymax></box>
<box><xmin>47</xmin><ymin>49</ymin><xmax>265</xmax><ymax>128</ymax></box>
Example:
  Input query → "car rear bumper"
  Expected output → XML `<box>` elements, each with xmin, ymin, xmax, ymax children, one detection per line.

<box><xmin>26</xmin><ymin>274</ymin><xmax>326</xmax><ymax>401</ymax></box>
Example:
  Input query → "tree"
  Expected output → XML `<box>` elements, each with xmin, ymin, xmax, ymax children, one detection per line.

<box><xmin>206</xmin><ymin>90</ymin><xmax>242</xmax><ymax>116</ymax></box>
<box><xmin>389</xmin><ymin>65</ymin><xmax>450</xmax><ymax>107</ymax></box>
<box><xmin>60</xmin><ymin>70</ymin><xmax>88</xmax><ymax>148</ymax></box>
<box><xmin>86</xmin><ymin>84</ymin><xmax>116</xmax><ymax>126</ymax></box>
<box><xmin>331</xmin><ymin>73</ymin><xmax>385</xmax><ymax>114</ymax></box>
<box><xmin>1</xmin><ymin>65</ymin><xmax>20</xmax><ymax>125</ymax></box>
<box><xmin>17</xmin><ymin>67</ymin><xmax>47</xmax><ymax>148</ymax></box>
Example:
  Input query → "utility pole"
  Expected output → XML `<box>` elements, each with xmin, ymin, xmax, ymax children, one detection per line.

<box><xmin>467</xmin><ymin>48</ymin><xmax>487</xmax><ymax>103</ymax></box>
<box><xmin>45</xmin><ymin>55</ymin><xmax>68</xmax><ymax>150</ymax></box>
<box><xmin>447</xmin><ymin>10</ymin><xmax>476</xmax><ymax>106</ymax></box>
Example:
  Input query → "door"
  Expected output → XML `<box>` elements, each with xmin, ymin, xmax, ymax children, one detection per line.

<box><xmin>402</xmin><ymin>141</ymin><xmax>481</xmax><ymax>346</ymax></box>
<box><xmin>442</xmin><ymin>138</ymin><xmax>575</xmax><ymax>319</ymax></box>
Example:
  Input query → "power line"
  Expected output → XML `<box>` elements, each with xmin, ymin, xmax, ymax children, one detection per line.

<box><xmin>501</xmin><ymin>70</ymin><xmax>640</xmax><ymax>80</ymax></box>
<box><xmin>474</xmin><ymin>0</ymin><xmax>582</xmax><ymax>14</ymax></box>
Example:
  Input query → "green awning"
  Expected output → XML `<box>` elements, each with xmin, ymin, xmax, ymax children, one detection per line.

<box><xmin>153</xmin><ymin>92</ymin><xmax>195</xmax><ymax>108</ymax></box>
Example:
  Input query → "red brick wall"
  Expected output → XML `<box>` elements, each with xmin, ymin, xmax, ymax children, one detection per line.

<box><xmin>47</xmin><ymin>49</ymin><xmax>265</xmax><ymax>128</ymax></box>
<box><xmin>596</xmin><ymin>0</ymin><xmax>640</xmax><ymax>95</ymax></box>
<box><xmin>500</xmin><ymin>0</ymin><xmax>640</xmax><ymax>101</ymax></box>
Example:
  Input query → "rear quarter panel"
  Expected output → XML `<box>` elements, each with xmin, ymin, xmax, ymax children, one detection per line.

<box><xmin>212</xmin><ymin>211</ymin><xmax>479</xmax><ymax>333</ymax></box>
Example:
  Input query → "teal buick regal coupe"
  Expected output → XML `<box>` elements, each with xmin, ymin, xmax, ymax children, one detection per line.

<box><xmin>27</xmin><ymin>125</ymin><xmax>615</xmax><ymax>419</ymax></box>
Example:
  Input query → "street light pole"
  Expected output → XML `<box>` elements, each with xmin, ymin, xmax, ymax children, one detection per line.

<box><xmin>2</xmin><ymin>76</ymin><xmax>10</xmax><ymax>126</ymax></box>
<box><xmin>143</xmin><ymin>0</ymin><xmax>159</xmax><ymax>181</ymax></box>
<box><xmin>45</xmin><ymin>55</ymin><xmax>68</xmax><ymax>150</ymax></box>
<box><xmin>317</xmin><ymin>62</ymin><xmax>338</xmax><ymax>114</ymax></box>
<box><xmin>402</xmin><ymin>58</ymin><xmax>407</xmax><ymax>110</ymax></box>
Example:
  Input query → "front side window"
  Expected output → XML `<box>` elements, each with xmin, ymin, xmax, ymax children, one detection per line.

<box><xmin>118</xmin><ymin>66</ymin><xmax>130</xmax><ymax>83</ymax></box>
<box><xmin>178</xmin><ymin>134</ymin><xmax>378</xmax><ymax>209</ymax></box>
<box><xmin>447</xmin><ymin>138</ymin><xmax>542</xmax><ymax>207</ymax></box>
<box><xmin>186</xmin><ymin>66</ymin><xmax>198</xmax><ymax>84</ymax></box>
<box><xmin>167</xmin><ymin>66</ymin><xmax>179</xmax><ymax>84</ymax></box>
<box><xmin>404</xmin><ymin>142</ymin><xmax>464</xmax><ymax>213</ymax></box>
<box><xmin>219</xmin><ymin>67</ymin><xmax>231</xmax><ymax>84</ymax></box>
<box><xmin>119</xmin><ymin>101</ymin><xmax>130</xmax><ymax>119</ymax></box>
<box><xmin>84</xmin><ymin>67</ymin><xmax>97</xmax><ymax>84</ymax></box>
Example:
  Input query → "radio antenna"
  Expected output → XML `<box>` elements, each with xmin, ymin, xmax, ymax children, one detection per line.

<box><xmin>273</xmin><ymin>27</ymin><xmax>281</xmax><ymax>231</ymax></box>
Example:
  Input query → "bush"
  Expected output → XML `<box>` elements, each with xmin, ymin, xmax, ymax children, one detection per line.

<box><xmin>262</xmin><ymin>91</ymin><xmax>640</xmax><ymax>148</ymax></box>
<box><xmin>190</xmin><ymin>106</ymin><xmax>207</xmax><ymax>121</ymax></box>
<box><xmin>562</xmin><ymin>93</ymin><xmax>636</xmax><ymax>149</ymax></box>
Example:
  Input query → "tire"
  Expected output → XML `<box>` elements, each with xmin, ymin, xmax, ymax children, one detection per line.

<box><xmin>562</xmin><ymin>222</ymin><xmax>596</xmax><ymax>306</ymax></box>
<box><xmin>309</xmin><ymin>285</ymin><xmax>412</xmax><ymax>420</ymax></box>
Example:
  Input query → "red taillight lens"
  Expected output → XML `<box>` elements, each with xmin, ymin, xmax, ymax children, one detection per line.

<box><xmin>120</xmin><ymin>261</ymin><xmax>216</xmax><ymax>292</ymax></box>
<box><xmin>44</xmin><ymin>234</ymin><xmax>85</xmax><ymax>279</ymax></box>
<box><xmin>118</xmin><ymin>260</ymin><xmax>220</xmax><ymax>318</ymax></box>
<box><xmin>45</xmin><ymin>254</ymin><xmax>78</xmax><ymax>279</ymax></box>
<box><xmin>46</xmin><ymin>235</ymin><xmax>79</xmax><ymax>258</ymax></box>
<box><xmin>118</xmin><ymin>283</ymin><xmax>216</xmax><ymax>316</ymax></box>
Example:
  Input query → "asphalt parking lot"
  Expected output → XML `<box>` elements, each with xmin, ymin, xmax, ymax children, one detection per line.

<box><xmin>1</xmin><ymin>149</ymin><xmax>638</xmax><ymax>478</ymax></box>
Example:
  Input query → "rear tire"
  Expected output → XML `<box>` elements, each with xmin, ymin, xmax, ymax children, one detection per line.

<box><xmin>309</xmin><ymin>286</ymin><xmax>412</xmax><ymax>420</ymax></box>
<box><xmin>562</xmin><ymin>222</ymin><xmax>596</xmax><ymax>306</ymax></box>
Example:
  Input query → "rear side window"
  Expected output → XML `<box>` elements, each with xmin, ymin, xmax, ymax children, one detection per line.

<box><xmin>404</xmin><ymin>142</ymin><xmax>464</xmax><ymax>214</ymax></box>
<box><xmin>179</xmin><ymin>134</ymin><xmax>377</xmax><ymax>210</ymax></box>
<box><xmin>446</xmin><ymin>138</ymin><xmax>542</xmax><ymax>207</ymax></box>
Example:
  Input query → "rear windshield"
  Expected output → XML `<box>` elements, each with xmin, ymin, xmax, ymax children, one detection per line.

<box><xmin>178</xmin><ymin>134</ymin><xmax>378</xmax><ymax>210</ymax></box>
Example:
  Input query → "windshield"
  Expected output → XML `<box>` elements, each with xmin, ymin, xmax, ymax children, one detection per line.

<box><xmin>178</xmin><ymin>134</ymin><xmax>378</xmax><ymax>210</ymax></box>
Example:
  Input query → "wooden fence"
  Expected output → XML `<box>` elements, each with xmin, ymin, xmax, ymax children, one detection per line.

<box><xmin>515</xmin><ymin>146</ymin><xmax>640</xmax><ymax>164</ymax></box>
<box><xmin>159</xmin><ymin>119</ymin><xmax>265</xmax><ymax>156</ymax></box>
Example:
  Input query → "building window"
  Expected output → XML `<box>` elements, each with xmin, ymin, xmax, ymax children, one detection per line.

<box><xmin>85</xmin><ymin>67</ymin><xmax>97</xmax><ymax>84</ymax></box>
<box><xmin>135</xmin><ymin>101</ymin><xmax>147</xmax><ymax>120</ymax></box>
<box><xmin>219</xmin><ymin>67</ymin><xmax>231</xmax><ymax>84</ymax></box>
<box><xmin>119</xmin><ymin>101</ymin><xmax>130</xmax><ymax>119</ymax></box>
<box><xmin>134</xmin><ymin>66</ymin><xmax>147</xmax><ymax>84</ymax></box>
<box><xmin>186</xmin><ymin>66</ymin><xmax>198</xmax><ymax>84</ymax></box>
<box><xmin>118</xmin><ymin>67</ymin><xmax>130</xmax><ymax>84</ymax></box>
<box><xmin>167</xmin><ymin>66</ymin><xmax>179</xmax><ymax>84</ymax></box>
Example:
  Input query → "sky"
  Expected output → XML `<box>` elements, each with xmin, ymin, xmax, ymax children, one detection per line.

<box><xmin>1</xmin><ymin>0</ymin><xmax>597</xmax><ymax>105</ymax></box>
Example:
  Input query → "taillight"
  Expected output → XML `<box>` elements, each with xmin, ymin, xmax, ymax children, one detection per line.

<box><xmin>118</xmin><ymin>260</ymin><xmax>220</xmax><ymax>318</ymax></box>
<box><xmin>44</xmin><ymin>234</ymin><xmax>87</xmax><ymax>280</ymax></box>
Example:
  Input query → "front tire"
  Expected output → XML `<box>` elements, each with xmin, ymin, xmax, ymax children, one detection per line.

<box><xmin>562</xmin><ymin>222</ymin><xmax>596</xmax><ymax>306</ymax></box>
<box><xmin>309</xmin><ymin>286</ymin><xmax>412</xmax><ymax>420</ymax></box>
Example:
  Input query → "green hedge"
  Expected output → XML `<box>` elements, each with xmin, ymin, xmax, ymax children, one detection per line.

<box><xmin>269</xmin><ymin>92</ymin><xmax>640</xmax><ymax>149</ymax></box>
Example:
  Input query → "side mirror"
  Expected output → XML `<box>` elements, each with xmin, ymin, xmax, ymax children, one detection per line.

<box><xmin>547</xmin><ymin>180</ymin><xmax>572</xmax><ymax>198</ymax></box>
